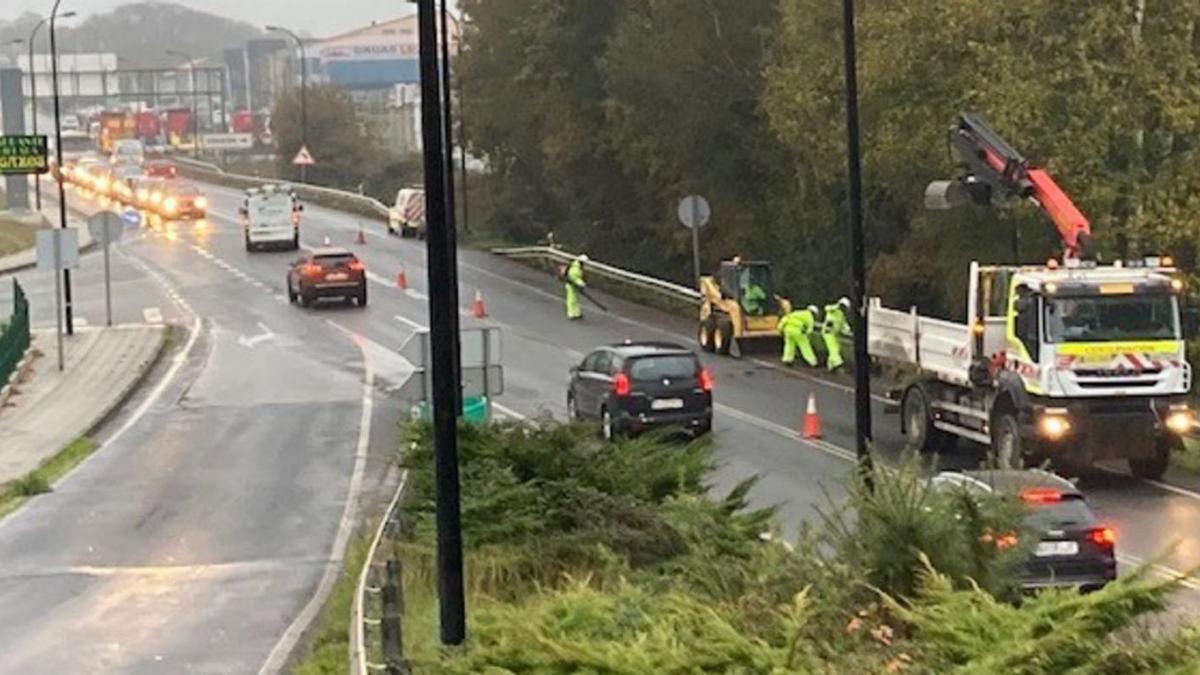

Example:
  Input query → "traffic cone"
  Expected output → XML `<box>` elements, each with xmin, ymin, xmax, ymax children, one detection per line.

<box><xmin>472</xmin><ymin>289</ymin><xmax>488</xmax><ymax>318</ymax></box>
<box><xmin>396</xmin><ymin>267</ymin><xmax>408</xmax><ymax>290</ymax></box>
<box><xmin>801</xmin><ymin>393</ymin><xmax>822</xmax><ymax>439</ymax></box>
<box><xmin>354</xmin><ymin>226</ymin><xmax>366</xmax><ymax>245</ymax></box>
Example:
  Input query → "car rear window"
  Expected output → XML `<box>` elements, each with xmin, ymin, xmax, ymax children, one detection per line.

<box><xmin>315</xmin><ymin>253</ymin><xmax>357</xmax><ymax>267</ymax></box>
<box><xmin>628</xmin><ymin>355</ymin><xmax>698</xmax><ymax>381</ymax></box>
<box><xmin>1025</xmin><ymin>496</ymin><xmax>1095</xmax><ymax>529</ymax></box>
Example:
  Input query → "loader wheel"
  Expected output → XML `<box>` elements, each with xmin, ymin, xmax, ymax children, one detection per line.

<box><xmin>714</xmin><ymin>317</ymin><xmax>733</xmax><ymax>356</ymax></box>
<box><xmin>990</xmin><ymin>413</ymin><xmax>1026</xmax><ymax>470</ymax></box>
<box><xmin>698</xmin><ymin>317</ymin><xmax>716</xmax><ymax>353</ymax></box>
<box><xmin>1130</xmin><ymin>437</ymin><xmax>1173</xmax><ymax>480</ymax></box>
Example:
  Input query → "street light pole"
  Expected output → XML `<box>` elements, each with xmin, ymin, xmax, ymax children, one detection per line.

<box><xmin>27</xmin><ymin>17</ymin><xmax>48</xmax><ymax>212</ymax></box>
<box><xmin>266</xmin><ymin>26</ymin><xmax>307</xmax><ymax>182</ymax></box>
<box><xmin>840</xmin><ymin>0</ymin><xmax>873</xmax><ymax>484</ymax></box>
<box><xmin>49</xmin><ymin>0</ymin><xmax>74</xmax><ymax>336</ymax></box>
<box><xmin>167</xmin><ymin>50</ymin><xmax>199</xmax><ymax>157</ymax></box>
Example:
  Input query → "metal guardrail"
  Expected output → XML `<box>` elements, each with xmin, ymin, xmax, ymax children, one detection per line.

<box><xmin>173</xmin><ymin>156</ymin><xmax>392</xmax><ymax>219</ymax></box>
<box><xmin>351</xmin><ymin>469</ymin><xmax>410</xmax><ymax>675</ymax></box>
<box><xmin>491</xmin><ymin>245</ymin><xmax>701</xmax><ymax>305</ymax></box>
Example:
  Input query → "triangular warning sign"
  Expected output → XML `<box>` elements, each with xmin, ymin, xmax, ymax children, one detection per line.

<box><xmin>292</xmin><ymin>145</ymin><xmax>315</xmax><ymax>166</ymax></box>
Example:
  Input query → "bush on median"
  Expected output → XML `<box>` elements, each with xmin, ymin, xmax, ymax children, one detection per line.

<box><xmin>396</xmin><ymin>419</ymin><xmax>1200</xmax><ymax>673</ymax></box>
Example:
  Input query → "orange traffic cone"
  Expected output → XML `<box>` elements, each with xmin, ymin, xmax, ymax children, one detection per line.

<box><xmin>472</xmin><ymin>290</ymin><xmax>488</xmax><ymax>318</ymax></box>
<box><xmin>354</xmin><ymin>226</ymin><xmax>367</xmax><ymax>245</ymax></box>
<box><xmin>801</xmin><ymin>393</ymin><xmax>822</xmax><ymax>439</ymax></box>
<box><xmin>396</xmin><ymin>267</ymin><xmax>408</xmax><ymax>290</ymax></box>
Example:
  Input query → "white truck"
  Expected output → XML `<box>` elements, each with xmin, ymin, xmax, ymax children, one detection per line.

<box><xmin>240</xmin><ymin>185</ymin><xmax>301</xmax><ymax>251</ymax></box>
<box><xmin>870</xmin><ymin>113</ymin><xmax>1197</xmax><ymax>479</ymax></box>
<box><xmin>387</xmin><ymin>187</ymin><xmax>426</xmax><ymax>239</ymax></box>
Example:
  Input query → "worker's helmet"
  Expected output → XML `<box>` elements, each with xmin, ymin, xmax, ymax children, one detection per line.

<box><xmin>578</xmin><ymin>254</ymin><xmax>589</xmax><ymax>263</ymax></box>
<box><xmin>838</xmin><ymin>296</ymin><xmax>851</xmax><ymax>310</ymax></box>
<box><xmin>807</xmin><ymin>304</ymin><xmax>819</xmax><ymax>315</ymax></box>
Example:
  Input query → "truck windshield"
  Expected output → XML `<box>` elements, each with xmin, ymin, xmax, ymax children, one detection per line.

<box><xmin>1043</xmin><ymin>295</ymin><xmax>1179</xmax><ymax>343</ymax></box>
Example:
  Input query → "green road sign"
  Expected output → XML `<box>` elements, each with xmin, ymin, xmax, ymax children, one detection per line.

<box><xmin>0</xmin><ymin>135</ymin><xmax>49</xmax><ymax>175</ymax></box>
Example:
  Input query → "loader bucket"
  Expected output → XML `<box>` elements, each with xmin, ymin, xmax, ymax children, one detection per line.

<box><xmin>728</xmin><ymin>333</ymin><xmax>783</xmax><ymax>359</ymax></box>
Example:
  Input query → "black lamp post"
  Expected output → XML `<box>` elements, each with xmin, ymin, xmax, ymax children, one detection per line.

<box><xmin>265</xmin><ymin>25</ymin><xmax>307</xmax><ymax>182</ymax></box>
<box><xmin>49</xmin><ymin>0</ymin><xmax>76</xmax><ymax>335</ymax></box>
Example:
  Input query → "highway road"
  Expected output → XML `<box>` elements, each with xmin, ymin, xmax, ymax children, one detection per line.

<box><xmin>1</xmin><ymin>175</ymin><xmax>1199</xmax><ymax>671</ymax></box>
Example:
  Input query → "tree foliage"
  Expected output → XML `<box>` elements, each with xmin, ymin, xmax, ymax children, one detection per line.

<box><xmin>463</xmin><ymin>0</ymin><xmax>1200</xmax><ymax>316</ymax></box>
<box><xmin>271</xmin><ymin>84</ymin><xmax>385</xmax><ymax>189</ymax></box>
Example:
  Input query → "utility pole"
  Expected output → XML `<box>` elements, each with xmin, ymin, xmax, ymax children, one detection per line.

<box><xmin>840</xmin><ymin>0</ymin><xmax>872</xmax><ymax>483</ymax></box>
<box><xmin>49</xmin><ymin>0</ymin><xmax>74</xmax><ymax>336</ymax></box>
<box><xmin>438</xmin><ymin>0</ymin><xmax>462</xmax><ymax>417</ymax></box>
<box><xmin>27</xmin><ymin>17</ymin><xmax>49</xmax><ymax>212</ymax></box>
<box><xmin>417</xmin><ymin>0</ymin><xmax>466</xmax><ymax>646</ymax></box>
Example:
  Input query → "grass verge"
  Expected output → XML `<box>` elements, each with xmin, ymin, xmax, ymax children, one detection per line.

<box><xmin>0</xmin><ymin>215</ymin><xmax>38</xmax><ymax>258</ymax></box>
<box><xmin>288</xmin><ymin>535</ymin><xmax>371</xmax><ymax>674</ymax></box>
<box><xmin>0</xmin><ymin>437</ymin><xmax>99</xmax><ymax>521</ymax></box>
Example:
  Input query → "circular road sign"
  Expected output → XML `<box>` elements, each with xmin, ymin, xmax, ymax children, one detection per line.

<box><xmin>677</xmin><ymin>194</ymin><xmax>711</xmax><ymax>230</ymax></box>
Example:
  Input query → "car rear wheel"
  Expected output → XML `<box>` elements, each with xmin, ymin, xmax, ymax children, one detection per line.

<box><xmin>286</xmin><ymin>278</ymin><xmax>297</xmax><ymax>304</ymax></box>
<box><xmin>991</xmin><ymin>413</ymin><xmax>1026</xmax><ymax>470</ymax></box>
<box><xmin>356</xmin><ymin>286</ymin><xmax>368</xmax><ymax>307</ymax></box>
<box><xmin>299</xmin><ymin>291</ymin><xmax>313</xmax><ymax>308</ymax></box>
<box><xmin>1130</xmin><ymin>437</ymin><xmax>1173</xmax><ymax>480</ymax></box>
<box><xmin>566</xmin><ymin>394</ymin><xmax>579</xmax><ymax>421</ymax></box>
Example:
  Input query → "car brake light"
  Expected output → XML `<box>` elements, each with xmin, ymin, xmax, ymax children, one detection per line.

<box><xmin>995</xmin><ymin>533</ymin><xmax>1019</xmax><ymax>549</ymax></box>
<box><xmin>699</xmin><ymin>367</ymin><xmax>713</xmax><ymax>392</ymax></box>
<box><xmin>1019</xmin><ymin>487</ymin><xmax>1063</xmax><ymax>504</ymax></box>
<box><xmin>348</xmin><ymin>260</ymin><xmax>364</xmax><ymax>272</ymax></box>
<box><xmin>302</xmin><ymin>263</ymin><xmax>323</xmax><ymax>277</ymax></box>
<box><xmin>613</xmin><ymin>373</ymin><xmax>631</xmax><ymax>397</ymax></box>
<box><xmin>1088</xmin><ymin>527</ymin><xmax>1116</xmax><ymax>547</ymax></box>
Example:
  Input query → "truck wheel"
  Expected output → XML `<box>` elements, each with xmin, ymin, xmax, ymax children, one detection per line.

<box><xmin>714</xmin><ymin>317</ymin><xmax>732</xmax><ymax>356</ymax></box>
<box><xmin>903</xmin><ymin>387</ymin><xmax>935</xmax><ymax>452</ymax></box>
<box><xmin>698</xmin><ymin>317</ymin><xmax>716</xmax><ymax>353</ymax></box>
<box><xmin>991</xmin><ymin>413</ymin><xmax>1026</xmax><ymax>470</ymax></box>
<box><xmin>1130</xmin><ymin>438</ymin><xmax>1173</xmax><ymax>480</ymax></box>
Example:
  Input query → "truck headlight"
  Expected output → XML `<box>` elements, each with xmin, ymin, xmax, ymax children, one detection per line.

<box><xmin>1166</xmin><ymin>409</ymin><xmax>1196</xmax><ymax>435</ymax></box>
<box><xmin>163</xmin><ymin>197</ymin><xmax>178</xmax><ymax>213</ymax></box>
<box><xmin>1038</xmin><ymin>410</ymin><xmax>1071</xmax><ymax>440</ymax></box>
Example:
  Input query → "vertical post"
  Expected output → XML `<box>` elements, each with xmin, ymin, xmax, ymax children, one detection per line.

<box><xmin>49</xmin><ymin>1</ymin><xmax>74</xmax><ymax>337</ymax></box>
<box><xmin>840</xmin><ymin>0</ymin><xmax>872</xmax><ymax>482</ymax></box>
<box><xmin>28</xmin><ymin>21</ymin><xmax>43</xmax><ymax>211</ymax></box>
<box><xmin>381</xmin><ymin>560</ymin><xmax>407</xmax><ymax>675</ymax></box>
<box><xmin>190</xmin><ymin>63</ymin><xmax>198</xmax><ymax>157</ymax></box>
<box><xmin>690</xmin><ymin>199</ymin><xmax>702</xmax><ymax>287</ymax></box>
<box><xmin>438</xmin><ymin>0</ymin><xmax>463</xmax><ymax>418</ymax></box>
<box><xmin>482</xmin><ymin>328</ymin><xmax>492</xmax><ymax>423</ymax></box>
<box><xmin>103</xmin><ymin>223</ymin><xmax>112</xmax><ymax>327</ymax></box>
<box><xmin>299</xmin><ymin>41</ymin><xmax>307</xmax><ymax>183</ymax></box>
<box><xmin>417</xmin><ymin>0</ymin><xmax>466</xmax><ymax>645</ymax></box>
<box><xmin>53</xmin><ymin>232</ymin><xmax>63</xmax><ymax>372</ymax></box>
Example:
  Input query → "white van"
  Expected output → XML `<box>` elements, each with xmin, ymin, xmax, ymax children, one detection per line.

<box><xmin>241</xmin><ymin>185</ymin><xmax>301</xmax><ymax>251</ymax></box>
<box><xmin>388</xmin><ymin>187</ymin><xmax>426</xmax><ymax>239</ymax></box>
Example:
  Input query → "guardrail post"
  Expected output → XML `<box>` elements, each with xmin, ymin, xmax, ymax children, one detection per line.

<box><xmin>381</xmin><ymin>559</ymin><xmax>408</xmax><ymax>675</ymax></box>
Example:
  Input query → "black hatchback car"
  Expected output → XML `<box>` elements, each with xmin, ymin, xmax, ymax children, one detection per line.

<box><xmin>932</xmin><ymin>469</ymin><xmax>1117</xmax><ymax>592</ymax></box>
<box><xmin>567</xmin><ymin>341</ymin><xmax>713</xmax><ymax>440</ymax></box>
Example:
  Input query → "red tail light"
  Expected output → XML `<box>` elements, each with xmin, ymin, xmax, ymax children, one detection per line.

<box><xmin>348</xmin><ymin>260</ymin><xmax>365</xmax><ymax>272</ymax></box>
<box><xmin>612</xmin><ymin>373</ymin><xmax>631</xmax><ymax>397</ymax></box>
<box><xmin>995</xmin><ymin>533</ymin><xmax>1019</xmax><ymax>550</ymax></box>
<box><xmin>699</xmin><ymin>368</ymin><xmax>714</xmax><ymax>392</ymax></box>
<box><xmin>302</xmin><ymin>263</ymin><xmax>323</xmax><ymax>277</ymax></box>
<box><xmin>1019</xmin><ymin>487</ymin><xmax>1063</xmax><ymax>504</ymax></box>
<box><xmin>1088</xmin><ymin>527</ymin><xmax>1116</xmax><ymax>547</ymax></box>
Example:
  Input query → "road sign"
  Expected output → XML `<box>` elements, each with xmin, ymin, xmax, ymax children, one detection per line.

<box><xmin>121</xmin><ymin>208</ymin><xmax>142</xmax><ymax>227</ymax></box>
<box><xmin>0</xmin><ymin>134</ymin><xmax>49</xmax><ymax>175</ymax></box>
<box><xmin>201</xmin><ymin>133</ymin><xmax>254</xmax><ymax>150</ymax></box>
<box><xmin>35</xmin><ymin>228</ymin><xmax>79</xmax><ymax>270</ymax></box>
<box><xmin>292</xmin><ymin>145</ymin><xmax>315</xmax><ymax>166</ymax></box>
<box><xmin>677</xmin><ymin>194</ymin><xmax>711</xmax><ymax>230</ymax></box>
<box><xmin>87</xmin><ymin>210</ymin><xmax>124</xmax><ymax>245</ymax></box>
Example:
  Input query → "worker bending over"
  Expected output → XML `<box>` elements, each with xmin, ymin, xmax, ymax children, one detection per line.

<box><xmin>778</xmin><ymin>305</ymin><xmax>819</xmax><ymax>367</ymax></box>
<box><xmin>564</xmin><ymin>254</ymin><xmax>588</xmax><ymax>320</ymax></box>
<box><xmin>822</xmin><ymin>297</ymin><xmax>852</xmax><ymax>370</ymax></box>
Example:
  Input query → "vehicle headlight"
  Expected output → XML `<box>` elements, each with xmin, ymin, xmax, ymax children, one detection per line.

<box><xmin>1038</xmin><ymin>410</ymin><xmax>1071</xmax><ymax>440</ymax></box>
<box><xmin>137</xmin><ymin>189</ymin><xmax>148</xmax><ymax>201</ymax></box>
<box><xmin>151</xmin><ymin>192</ymin><xmax>162</xmax><ymax>204</ymax></box>
<box><xmin>1166</xmin><ymin>409</ymin><xmax>1196</xmax><ymax>435</ymax></box>
<box><xmin>96</xmin><ymin>178</ymin><xmax>109</xmax><ymax>192</ymax></box>
<box><xmin>195</xmin><ymin>197</ymin><xmax>208</xmax><ymax>209</ymax></box>
<box><xmin>163</xmin><ymin>197</ymin><xmax>178</xmax><ymax>213</ymax></box>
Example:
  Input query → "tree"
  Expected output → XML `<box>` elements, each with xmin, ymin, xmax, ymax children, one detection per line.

<box><xmin>271</xmin><ymin>84</ymin><xmax>383</xmax><ymax>188</ymax></box>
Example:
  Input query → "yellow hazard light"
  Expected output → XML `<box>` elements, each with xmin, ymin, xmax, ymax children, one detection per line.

<box><xmin>1163</xmin><ymin>256</ymin><xmax>1175</xmax><ymax>267</ymax></box>
<box><xmin>1100</xmin><ymin>283</ymin><xmax>1134</xmax><ymax>295</ymax></box>
<box><xmin>1172</xmin><ymin>278</ymin><xmax>1184</xmax><ymax>292</ymax></box>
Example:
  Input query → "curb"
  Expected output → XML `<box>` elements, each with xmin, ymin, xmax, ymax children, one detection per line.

<box><xmin>80</xmin><ymin>325</ymin><xmax>171</xmax><ymax>440</ymax></box>
<box><xmin>0</xmin><ymin>202</ymin><xmax>100</xmax><ymax>277</ymax></box>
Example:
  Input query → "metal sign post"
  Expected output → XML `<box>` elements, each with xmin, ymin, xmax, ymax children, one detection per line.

<box><xmin>677</xmin><ymin>194</ymin><xmax>711</xmax><ymax>287</ymax></box>
<box><xmin>35</xmin><ymin>228</ymin><xmax>79</xmax><ymax>371</ymax></box>
<box><xmin>87</xmin><ymin>211</ymin><xmax>124</xmax><ymax>327</ymax></box>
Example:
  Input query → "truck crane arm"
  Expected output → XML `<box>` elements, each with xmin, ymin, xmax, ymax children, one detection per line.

<box><xmin>944</xmin><ymin>112</ymin><xmax>1093</xmax><ymax>259</ymax></box>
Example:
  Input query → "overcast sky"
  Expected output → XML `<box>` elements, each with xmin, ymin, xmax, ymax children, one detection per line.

<box><xmin>8</xmin><ymin>0</ymin><xmax>458</xmax><ymax>37</ymax></box>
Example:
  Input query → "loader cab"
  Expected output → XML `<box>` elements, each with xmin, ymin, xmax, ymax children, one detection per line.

<box><xmin>719</xmin><ymin>260</ymin><xmax>777</xmax><ymax>316</ymax></box>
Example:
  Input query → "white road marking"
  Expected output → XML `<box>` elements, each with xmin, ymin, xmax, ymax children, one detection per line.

<box><xmin>1117</xmin><ymin>552</ymin><xmax>1200</xmax><ymax>591</ymax></box>
<box><xmin>493</xmin><ymin>401</ymin><xmax>527</xmax><ymax>420</ymax></box>
<box><xmin>237</xmin><ymin>322</ymin><xmax>276</xmax><ymax>349</ymax></box>
<box><xmin>72</xmin><ymin>317</ymin><xmax>90</xmax><ymax>328</ymax></box>
<box><xmin>406</xmin><ymin>288</ymin><xmax>428</xmax><ymax>301</ymax></box>
<box><xmin>393</xmin><ymin>314</ymin><xmax>426</xmax><ymax>332</ymax></box>
<box><xmin>258</xmin><ymin>328</ymin><xmax>376</xmax><ymax>675</ymax></box>
<box><xmin>142</xmin><ymin>307</ymin><xmax>163</xmax><ymax>324</ymax></box>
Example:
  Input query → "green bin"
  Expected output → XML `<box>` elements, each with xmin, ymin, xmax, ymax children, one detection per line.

<box><xmin>412</xmin><ymin>396</ymin><xmax>489</xmax><ymax>425</ymax></box>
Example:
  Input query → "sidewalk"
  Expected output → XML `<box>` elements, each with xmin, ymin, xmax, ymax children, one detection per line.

<box><xmin>0</xmin><ymin>325</ymin><xmax>166</xmax><ymax>484</ymax></box>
